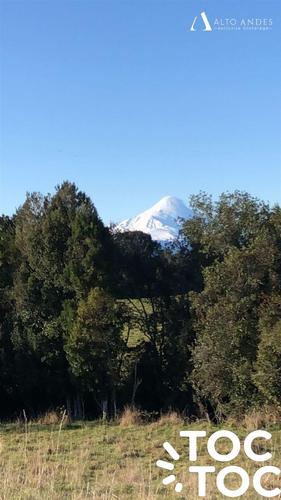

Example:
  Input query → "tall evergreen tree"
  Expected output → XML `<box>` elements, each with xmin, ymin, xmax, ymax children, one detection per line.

<box><xmin>12</xmin><ymin>182</ymin><xmax>113</xmax><ymax>412</ymax></box>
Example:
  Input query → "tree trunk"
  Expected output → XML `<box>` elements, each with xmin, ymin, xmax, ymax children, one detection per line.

<box><xmin>131</xmin><ymin>363</ymin><xmax>142</xmax><ymax>405</ymax></box>
<box><xmin>66</xmin><ymin>397</ymin><xmax>72</xmax><ymax>420</ymax></box>
<box><xmin>112</xmin><ymin>388</ymin><xmax>117</xmax><ymax>419</ymax></box>
<box><xmin>102</xmin><ymin>399</ymin><xmax>108</xmax><ymax>421</ymax></box>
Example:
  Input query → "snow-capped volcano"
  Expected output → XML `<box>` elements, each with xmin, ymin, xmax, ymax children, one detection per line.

<box><xmin>116</xmin><ymin>196</ymin><xmax>192</xmax><ymax>242</ymax></box>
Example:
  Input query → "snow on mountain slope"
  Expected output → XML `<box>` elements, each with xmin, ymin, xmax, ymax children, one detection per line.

<box><xmin>116</xmin><ymin>196</ymin><xmax>192</xmax><ymax>242</ymax></box>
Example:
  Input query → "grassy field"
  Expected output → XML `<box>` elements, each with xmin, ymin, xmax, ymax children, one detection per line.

<box><xmin>0</xmin><ymin>411</ymin><xmax>280</xmax><ymax>499</ymax></box>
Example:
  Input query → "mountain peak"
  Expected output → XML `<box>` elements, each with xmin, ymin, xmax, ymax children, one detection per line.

<box><xmin>149</xmin><ymin>196</ymin><xmax>190</xmax><ymax>217</ymax></box>
<box><xmin>115</xmin><ymin>196</ymin><xmax>192</xmax><ymax>242</ymax></box>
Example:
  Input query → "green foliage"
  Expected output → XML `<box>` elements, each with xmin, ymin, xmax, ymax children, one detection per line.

<box><xmin>9</xmin><ymin>182</ymin><xmax>114</xmax><ymax>412</ymax></box>
<box><xmin>183</xmin><ymin>191</ymin><xmax>270</xmax><ymax>260</ymax></box>
<box><xmin>186</xmin><ymin>192</ymin><xmax>281</xmax><ymax>418</ymax></box>
<box><xmin>0</xmin><ymin>216</ymin><xmax>17</xmax><ymax>413</ymax></box>
<box><xmin>254</xmin><ymin>295</ymin><xmax>281</xmax><ymax>404</ymax></box>
<box><xmin>191</xmin><ymin>249</ymin><xmax>260</xmax><ymax>417</ymax></box>
<box><xmin>0</xmin><ymin>186</ymin><xmax>280</xmax><ymax>418</ymax></box>
<box><xmin>66</xmin><ymin>288</ymin><xmax>126</xmax><ymax>394</ymax></box>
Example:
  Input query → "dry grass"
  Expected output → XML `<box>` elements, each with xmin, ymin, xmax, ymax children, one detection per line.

<box><xmin>35</xmin><ymin>410</ymin><xmax>70</xmax><ymax>426</ymax></box>
<box><xmin>119</xmin><ymin>406</ymin><xmax>142</xmax><ymax>426</ymax></box>
<box><xmin>0</xmin><ymin>414</ymin><xmax>280</xmax><ymax>499</ymax></box>
<box><xmin>156</xmin><ymin>411</ymin><xmax>183</xmax><ymax>426</ymax></box>
<box><xmin>242</xmin><ymin>406</ymin><xmax>281</xmax><ymax>431</ymax></box>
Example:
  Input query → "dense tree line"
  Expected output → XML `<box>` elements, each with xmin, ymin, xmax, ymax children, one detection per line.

<box><xmin>0</xmin><ymin>182</ymin><xmax>280</xmax><ymax>420</ymax></box>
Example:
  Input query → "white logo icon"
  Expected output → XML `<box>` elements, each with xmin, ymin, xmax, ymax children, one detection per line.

<box><xmin>156</xmin><ymin>441</ymin><xmax>183</xmax><ymax>493</ymax></box>
<box><xmin>190</xmin><ymin>11</ymin><xmax>212</xmax><ymax>32</ymax></box>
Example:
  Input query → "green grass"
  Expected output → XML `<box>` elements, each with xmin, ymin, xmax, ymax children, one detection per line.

<box><xmin>0</xmin><ymin>416</ymin><xmax>280</xmax><ymax>499</ymax></box>
<box><xmin>122</xmin><ymin>297</ymin><xmax>172</xmax><ymax>347</ymax></box>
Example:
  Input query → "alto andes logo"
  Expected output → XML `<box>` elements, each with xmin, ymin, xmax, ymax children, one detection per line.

<box><xmin>156</xmin><ymin>430</ymin><xmax>281</xmax><ymax>497</ymax></box>
<box><xmin>190</xmin><ymin>12</ymin><xmax>212</xmax><ymax>32</ymax></box>
<box><xmin>190</xmin><ymin>11</ymin><xmax>273</xmax><ymax>32</ymax></box>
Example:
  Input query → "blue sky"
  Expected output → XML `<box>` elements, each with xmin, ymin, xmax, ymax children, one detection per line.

<box><xmin>1</xmin><ymin>0</ymin><xmax>280</xmax><ymax>223</ymax></box>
